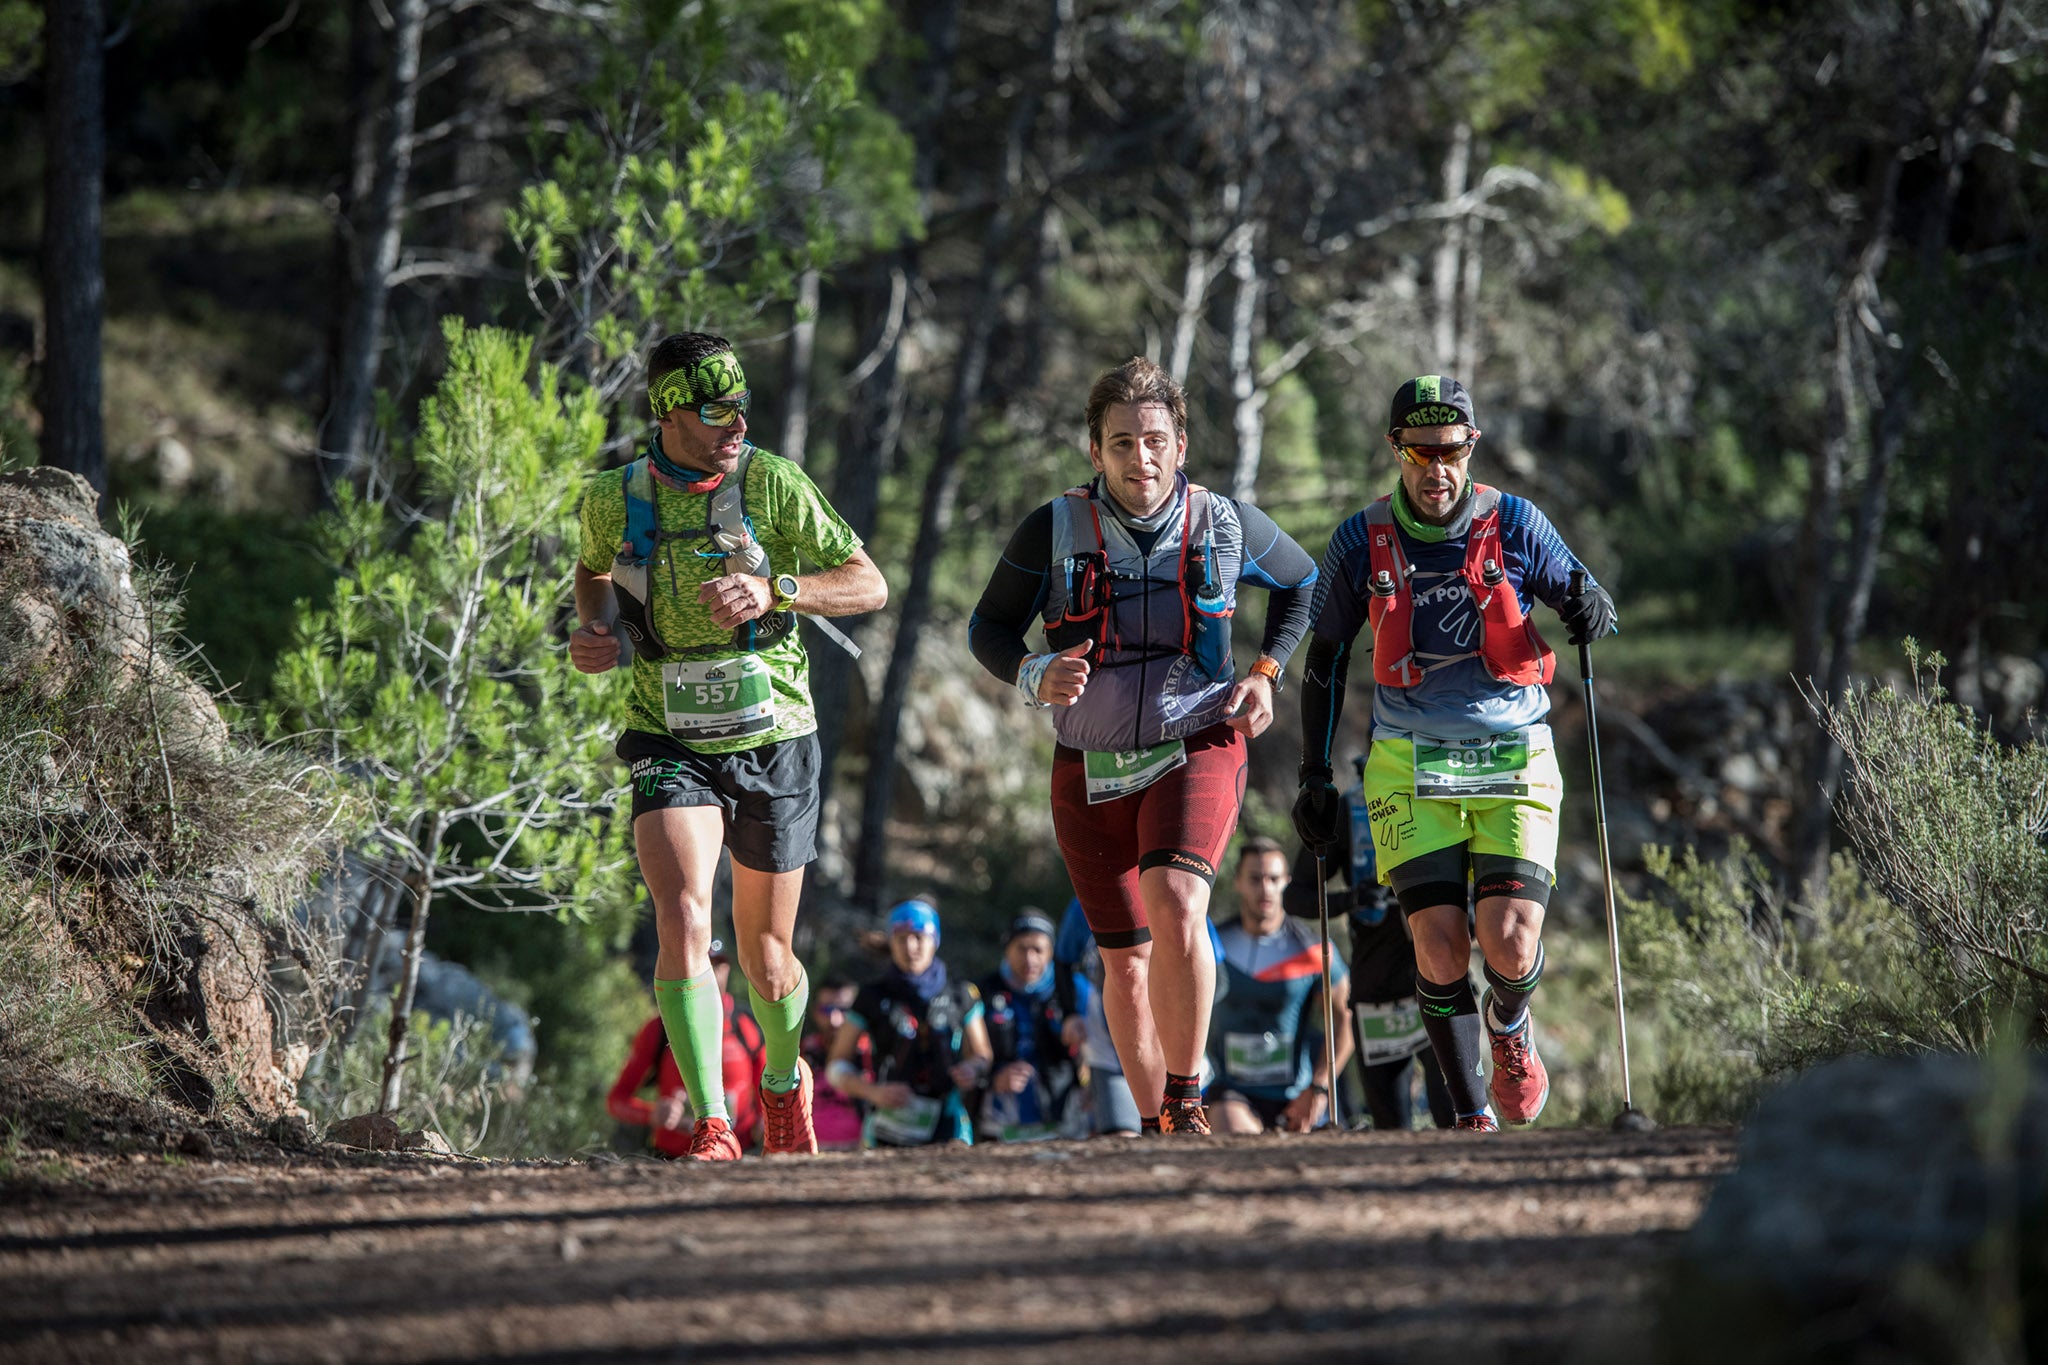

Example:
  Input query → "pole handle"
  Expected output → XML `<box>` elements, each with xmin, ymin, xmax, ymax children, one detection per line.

<box><xmin>1568</xmin><ymin>568</ymin><xmax>1592</xmax><ymax>679</ymax></box>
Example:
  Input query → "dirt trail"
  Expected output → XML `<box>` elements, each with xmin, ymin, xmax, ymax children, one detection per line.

<box><xmin>0</xmin><ymin>1126</ymin><xmax>1734</xmax><ymax>1364</ymax></box>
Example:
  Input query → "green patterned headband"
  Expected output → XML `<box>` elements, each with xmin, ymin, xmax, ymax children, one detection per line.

<box><xmin>648</xmin><ymin>350</ymin><xmax>748</xmax><ymax>418</ymax></box>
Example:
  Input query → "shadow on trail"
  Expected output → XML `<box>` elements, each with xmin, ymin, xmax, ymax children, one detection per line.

<box><xmin>0</xmin><ymin>1130</ymin><xmax>1726</xmax><ymax>1258</ymax></box>
<box><xmin>0</xmin><ymin>1227</ymin><xmax>1666</xmax><ymax>1342</ymax></box>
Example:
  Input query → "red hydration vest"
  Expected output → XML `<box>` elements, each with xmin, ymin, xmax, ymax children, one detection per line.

<box><xmin>1363</xmin><ymin>484</ymin><xmax>1556</xmax><ymax>688</ymax></box>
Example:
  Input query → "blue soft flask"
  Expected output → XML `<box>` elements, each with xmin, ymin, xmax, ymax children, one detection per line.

<box><xmin>1189</xmin><ymin>529</ymin><xmax>1233</xmax><ymax>682</ymax></box>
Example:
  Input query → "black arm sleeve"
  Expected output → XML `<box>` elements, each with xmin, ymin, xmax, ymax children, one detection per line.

<box><xmin>1299</xmin><ymin>635</ymin><xmax>1353</xmax><ymax>776</ymax></box>
<box><xmin>1231</xmin><ymin>499</ymin><xmax>1319</xmax><ymax>668</ymax></box>
<box><xmin>968</xmin><ymin>503</ymin><xmax>1054</xmax><ymax>686</ymax></box>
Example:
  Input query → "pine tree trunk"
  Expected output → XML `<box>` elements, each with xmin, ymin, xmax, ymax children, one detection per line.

<box><xmin>812</xmin><ymin>260</ymin><xmax>912</xmax><ymax>794</ymax></box>
<box><xmin>379</xmin><ymin>813</ymin><xmax>444</xmax><ymax>1112</ymax></box>
<box><xmin>851</xmin><ymin>4</ymin><xmax>1057</xmax><ymax>911</ymax></box>
<box><xmin>39</xmin><ymin>0</ymin><xmax>106</xmax><ymax>498</ymax></box>
<box><xmin>1431</xmin><ymin>121</ymin><xmax>1472</xmax><ymax>371</ymax></box>
<box><xmin>321</xmin><ymin>0</ymin><xmax>426</xmax><ymax>495</ymax></box>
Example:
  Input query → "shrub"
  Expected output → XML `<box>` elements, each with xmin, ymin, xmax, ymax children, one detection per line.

<box><xmin>1815</xmin><ymin>645</ymin><xmax>2048</xmax><ymax>1045</ymax></box>
<box><xmin>1616</xmin><ymin>843</ymin><xmax>1927</xmax><ymax>1123</ymax></box>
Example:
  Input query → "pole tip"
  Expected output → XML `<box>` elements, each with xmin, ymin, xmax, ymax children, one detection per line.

<box><xmin>1611</xmin><ymin>1106</ymin><xmax>1658</xmax><ymax>1134</ymax></box>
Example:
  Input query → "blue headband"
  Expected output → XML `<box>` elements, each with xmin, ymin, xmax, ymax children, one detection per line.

<box><xmin>887</xmin><ymin>899</ymin><xmax>940</xmax><ymax>942</ymax></box>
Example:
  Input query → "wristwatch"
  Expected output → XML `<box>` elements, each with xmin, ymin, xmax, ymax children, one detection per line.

<box><xmin>771</xmin><ymin>573</ymin><xmax>801</xmax><ymax>611</ymax></box>
<box><xmin>1249</xmin><ymin>655</ymin><xmax>1284</xmax><ymax>692</ymax></box>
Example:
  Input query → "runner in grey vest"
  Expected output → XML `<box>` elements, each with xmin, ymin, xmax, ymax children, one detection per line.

<box><xmin>970</xmin><ymin>356</ymin><xmax>1319</xmax><ymax>1135</ymax></box>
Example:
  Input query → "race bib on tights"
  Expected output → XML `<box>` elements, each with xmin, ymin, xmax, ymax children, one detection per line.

<box><xmin>868</xmin><ymin>1092</ymin><xmax>944</xmax><ymax>1146</ymax></box>
<box><xmin>1413</xmin><ymin>730</ymin><xmax>1535</xmax><ymax>800</ymax></box>
<box><xmin>661</xmin><ymin>655</ymin><xmax>775</xmax><ymax>741</ymax></box>
<box><xmin>1224</xmin><ymin>1029</ymin><xmax>1296</xmax><ymax>1087</ymax></box>
<box><xmin>1082</xmin><ymin>740</ymin><xmax>1187</xmax><ymax>805</ymax></box>
<box><xmin>1353</xmin><ymin>999</ymin><xmax>1429</xmax><ymax>1064</ymax></box>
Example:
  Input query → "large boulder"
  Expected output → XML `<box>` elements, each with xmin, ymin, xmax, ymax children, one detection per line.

<box><xmin>1659</xmin><ymin>1052</ymin><xmax>2048</xmax><ymax>1361</ymax></box>
<box><xmin>0</xmin><ymin>467</ymin><xmax>310</xmax><ymax>1121</ymax></box>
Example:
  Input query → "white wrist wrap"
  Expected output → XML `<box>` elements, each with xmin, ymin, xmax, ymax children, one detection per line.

<box><xmin>1015</xmin><ymin>652</ymin><xmax>1055</xmax><ymax>708</ymax></box>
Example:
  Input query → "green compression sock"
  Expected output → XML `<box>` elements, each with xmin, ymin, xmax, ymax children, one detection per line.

<box><xmin>749</xmin><ymin>969</ymin><xmax>809</xmax><ymax>1094</ymax></box>
<box><xmin>652</xmin><ymin>973</ymin><xmax>728</xmax><ymax>1122</ymax></box>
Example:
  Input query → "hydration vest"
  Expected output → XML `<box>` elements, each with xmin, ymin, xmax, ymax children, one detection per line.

<box><xmin>1362</xmin><ymin>484</ymin><xmax>1554</xmax><ymax>688</ymax></box>
<box><xmin>609</xmin><ymin>445</ymin><xmax>793</xmax><ymax>659</ymax></box>
<box><xmin>873</xmin><ymin>978</ymin><xmax>979</xmax><ymax>1098</ymax></box>
<box><xmin>1039</xmin><ymin>479</ymin><xmax>1240</xmax><ymax>752</ymax></box>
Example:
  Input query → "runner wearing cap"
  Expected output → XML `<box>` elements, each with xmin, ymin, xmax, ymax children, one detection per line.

<box><xmin>970</xmin><ymin>356</ymin><xmax>1319</xmax><ymax>1135</ymax></box>
<box><xmin>1292</xmin><ymin>375</ymin><xmax>1617</xmax><ymax>1131</ymax></box>
<box><xmin>977</xmin><ymin>910</ymin><xmax>1087</xmax><ymax>1142</ymax></box>
<box><xmin>572</xmin><ymin>332</ymin><xmax>888</xmax><ymax>1161</ymax></box>
<box><xmin>825</xmin><ymin>898</ymin><xmax>994</xmax><ymax>1147</ymax></box>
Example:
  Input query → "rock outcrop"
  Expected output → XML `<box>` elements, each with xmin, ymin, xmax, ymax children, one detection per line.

<box><xmin>0</xmin><ymin>467</ymin><xmax>323</xmax><ymax>1121</ymax></box>
<box><xmin>1660</xmin><ymin>1052</ymin><xmax>2048</xmax><ymax>1361</ymax></box>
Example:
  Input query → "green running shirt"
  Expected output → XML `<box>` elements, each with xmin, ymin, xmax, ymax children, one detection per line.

<box><xmin>577</xmin><ymin>447</ymin><xmax>862</xmax><ymax>754</ymax></box>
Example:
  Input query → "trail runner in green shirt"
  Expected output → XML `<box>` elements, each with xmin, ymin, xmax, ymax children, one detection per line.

<box><xmin>572</xmin><ymin>332</ymin><xmax>887</xmax><ymax>1161</ymax></box>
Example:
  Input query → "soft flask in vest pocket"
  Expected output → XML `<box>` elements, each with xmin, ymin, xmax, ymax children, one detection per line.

<box><xmin>1188</xmin><ymin>531</ymin><xmax>1233</xmax><ymax>682</ymax></box>
<box><xmin>1050</xmin><ymin>552</ymin><xmax>1112</xmax><ymax>656</ymax></box>
<box><xmin>609</xmin><ymin>553</ymin><xmax>670</xmax><ymax>661</ymax></box>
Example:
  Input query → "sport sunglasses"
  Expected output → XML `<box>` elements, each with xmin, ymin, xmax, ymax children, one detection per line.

<box><xmin>1388</xmin><ymin>432</ymin><xmax>1479</xmax><ymax>465</ymax></box>
<box><xmin>692</xmin><ymin>392</ymin><xmax>751</xmax><ymax>427</ymax></box>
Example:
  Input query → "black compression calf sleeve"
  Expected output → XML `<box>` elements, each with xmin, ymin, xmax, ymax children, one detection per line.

<box><xmin>1483</xmin><ymin>943</ymin><xmax>1545</xmax><ymax>1034</ymax></box>
<box><xmin>1415</xmin><ymin>975</ymin><xmax>1489</xmax><ymax>1119</ymax></box>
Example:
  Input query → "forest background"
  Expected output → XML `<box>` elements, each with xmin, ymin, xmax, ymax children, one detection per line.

<box><xmin>4</xmin><ymin>0</ymin><xmax>2045</xmax><ymax>1153</ymax></box>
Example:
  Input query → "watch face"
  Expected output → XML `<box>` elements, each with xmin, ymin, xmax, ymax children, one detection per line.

<box><xmin>776</xmin><ymin>574</ymin><xmax>800</xmax><ymax>600</ymax></box>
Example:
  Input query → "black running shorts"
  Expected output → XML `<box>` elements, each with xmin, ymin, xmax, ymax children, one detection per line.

<box><xmin>617</xmin><ymin>729</ymin><xmax>821</xmax><ymax>874</ymax></box>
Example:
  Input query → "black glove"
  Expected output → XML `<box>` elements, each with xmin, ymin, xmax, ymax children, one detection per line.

<box><xmin>1559</xmin><ymin>581</ymin><xmax>1618</xmax><ymax>646</ymax></box>
<box><xmin>1292</xmin><ymin>769</ymin><xmax>1344</xmax><ymax>857</ymax></box>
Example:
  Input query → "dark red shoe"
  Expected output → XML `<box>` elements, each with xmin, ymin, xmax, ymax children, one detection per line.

<box><xmin>1484</xmin><ymin>997</ymin><xmax>1550</xmax><ymax>1125</ymax></box>
<box><xmin>684</xmin><ymin>1116</ymin><xmax>742</xmax><ymax>1162</ymax></box>
<box><xmin>760</xmin><ymin>1058</ymin><xmax>818</xmax><ymax>1156</ymax></box>
<box><xmin>1453</xmin><ymin>1112</ymin><xmax>1501</xmax><ymax>1132</ymax></box>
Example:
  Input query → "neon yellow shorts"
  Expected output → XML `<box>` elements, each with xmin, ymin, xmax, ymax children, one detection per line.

<box><xmin>1362</xmin><ymin>734</ymin><xmax>1563</xmax><ymax>882</ymax></box>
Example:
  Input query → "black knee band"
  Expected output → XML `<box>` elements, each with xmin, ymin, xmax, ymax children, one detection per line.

<box><xmin>1139</xmin><ymin>848</ymin><xmax>1216</xmax><ymax>883</ymax></box>
<box><xmin>1398</xmin><ymin>881</ymin><xmax>1468</xmax><ymax>917</ymax></box>
<box><xmin>1473</xmin><ymin>855</ymin><xmax>1552</xmax><ymax>909</ymax></box>
<box><xmin>1093</xmin><ymin>925</ymin><xmax>1153</xmax><ymax>950</ymax></box>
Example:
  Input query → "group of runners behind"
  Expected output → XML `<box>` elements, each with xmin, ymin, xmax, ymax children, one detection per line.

<box><xmin>573</xmin><ymin>336</ymin><xmax>1617</xmax><ymax>1158</ymax></box>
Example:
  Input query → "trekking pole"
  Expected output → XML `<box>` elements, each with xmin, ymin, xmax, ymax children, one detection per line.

<box><xmin>1570</xmin><ymin>569</ymin><xmax>1655</xmax><ymax>1134</ymax></box>
<box><xmin>1314</xmin><ymin>852</ymin><xmax>1341</xmax><ymax>1133</ymax></box>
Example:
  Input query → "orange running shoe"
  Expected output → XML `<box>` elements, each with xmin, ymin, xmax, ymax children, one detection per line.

<box><xmin>1160</xmin><ymin>1097</ymin><xmax>1212</xmax><ymax>1135</ymax></box>
<box><xmin>760</xmin><ymin>1058</ymin><xmax>819</xmax><ymax>1156</ymax></box>
<box><xmin>1453</xmin><ymin>1112</ymin><xmax>1500</xmax><ymax>1132</ymax></box>
<box><xmin>1484</xmin><ymin>996</ymin><xmax>1551</xmax><ymax>1125</ymax></box>
<box><xmin>684</xmin><ymin>1115</ymin><xmax>742</xmax><ymax>1162</ymax></box>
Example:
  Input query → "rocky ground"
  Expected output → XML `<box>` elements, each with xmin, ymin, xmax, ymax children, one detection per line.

<box><xmin>0</xmin><ymin>1125</ymin><xmax>1734</xmax><ymax>1364</ymax></box>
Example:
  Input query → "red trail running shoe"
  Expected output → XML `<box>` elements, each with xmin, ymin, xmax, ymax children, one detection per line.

<box><xmin>1160</xmin><ymin>1098</ymin><xmax>1212</xmax><ymax>1135</ymax></box>
<box><xmin>761</xmin><ymin>1058</ymin><xmax>819</xmax><ymax>1156</ymax></box>
<box><xmin>1484</xmin><ymin>997</ymin><xmax>1551</xmax><ymax>1125</ymax></box>
<box><xmin>1453</xmin><ymin>1112</ymin><xmax>1501</xmax><ymax>1132</ymax></box>
<box><xmin>684</xmin><ymin>1115</ymin><xmax>742</xmax><ymax>1162</ymax></box>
